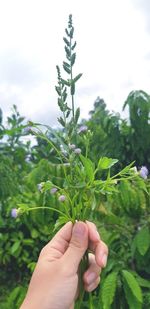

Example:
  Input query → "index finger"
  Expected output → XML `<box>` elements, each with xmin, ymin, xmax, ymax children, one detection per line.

<box><xmin>86</xmin><ymin>221</ymin><xmax>108</xmax><ymax>268</ymax></box>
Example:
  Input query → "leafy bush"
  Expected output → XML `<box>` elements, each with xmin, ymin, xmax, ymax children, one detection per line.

<box><xmin>0</xmin><ymin>15</ymin><xmax>150</xmax><ymax>309</ymax></box>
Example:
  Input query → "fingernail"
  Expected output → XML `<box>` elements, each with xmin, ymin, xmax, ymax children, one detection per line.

<box><xmin>95</xmin><ymin>231</ymin><xmax>100</xmax><ymax>241</ymax></box>
<box><xmin>86</xmin><ymin>272</ymin><xmax>96</xmax><ymax>285</ymax></box>
<box><xmin>102</xmin><ymin>254</ymin><xmax>107</xmax><ymax>267</ymax></box>
<box><xmin>73</xmin><ymin>222</ymin><xmax>86</xmax><ymax>237</ymax></box>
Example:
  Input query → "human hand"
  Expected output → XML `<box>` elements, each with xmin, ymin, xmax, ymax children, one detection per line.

<box><xmin>20</xmin><ymin>221</ymin><xmax>108</xmax><ymax>309</ymax></box>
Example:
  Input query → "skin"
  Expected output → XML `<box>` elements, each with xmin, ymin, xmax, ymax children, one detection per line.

<box><xmin>20</xmin><ymin>221</ymin><xmax>108</xmax><ymax>309</ymax></box>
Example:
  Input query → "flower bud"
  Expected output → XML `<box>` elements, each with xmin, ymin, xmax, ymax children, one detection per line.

<box><xmin>50</xmin><ymin>187</ymin><xmax>58</xmax><ymax>194</ymax></box>
<box><xmin>58</xmin><ymin>195</ymin><xmax>66</xmax><ymax>202</ymax></box>
<box><xmin>74</xmin><ymin>148</ymin><xmax>81</xmax><ymax>155</ymax></box>
<box><xmin>139</xmin><ymin>166</ymin><xmax>149</xmax><ymax>179</ymax></box>
<box><xmin>11</xmin><ymin>208</ymin><xmax>20</xmax><ymax>218</ymax></box>
<box><xmin>24</xmin><ymin>126</ymin><xmax>32</xmax><ymax>134</ymax></box>
<box><xmin>69</xmin><ymin>144</ymin><xmax>76</xmax><ymax>150</ymax></box>
<box><xmin>78</xmin><ymin>125</ymin><xmax>88</xmax><ymax>134</ymax></box>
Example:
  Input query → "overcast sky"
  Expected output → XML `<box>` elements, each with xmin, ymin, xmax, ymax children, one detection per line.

<box><xmin>0</xmin><ymin>0</ymin><xmax>150</xmax><ymax>126</ymax></box>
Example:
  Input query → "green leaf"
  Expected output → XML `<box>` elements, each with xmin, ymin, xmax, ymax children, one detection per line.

<box><xmin>135</xmin><ymin>273</ymin><xmax>150</xmax><ymax>288</ymax></box>
<box><xmin>136</xmin><ymin>227</ymin><xmax>150</xmax><ymax>256</ymax></box>
<box><xmin>11</xmin><ymin>240</ymin><xmax>21</xmax><ymax>255</ymax></box>
<box><xmin>61</xmin><ymin>78</ymin><xmax>70</xmax><ymax>86</ymax></box>
<box><xmin>75</xmin><ymin>107</ymin><xmax>80</xmax><ymax>124</ymax></box>
<box><xmin>22</xmin><ymin>239</ymin><xmax>34</xmax><ymax>245</ymax></box>
<box><xmin>62</xmin><ymin>91</ymin><xmax>67</xmax><ymax>102</ymax></box>
<box><xmin>80</xmin><ymin>154</ymin><xmax>95</xmax><ymax>182</ymax></box>
<box><xmin>63</xmin><ymin>61</ymin><xmax>70</xmax><ymax>68</ymax></box>
<box><xmin>71</xmin><ymin>53</ymin><xmax>76</xmax><ymax>66</ymax></box>
<box><xmin>65</xmin><ymin>28</ymin><xmax>70</xmax><ymax>37</ymax></box>
<box><xmin>71</xmin><ymin>82</ymin><xmax>75</xmax><ymax>95</ymax></box>
<box><xmin>58</xmin><ymin>117</ymin><xmax>65</xmax><ymax>127</ymax></box>
<box><xmin>63</xmin><ymin>62</ymin><xmax>71</xmax><ymax>74</ymax></box>
<box><xmin>91</xmin><ymin>194</ymin><xmax>97</xmax><ymax>210</ymax></box>
<box><xmin>123</xmin><ymin>279</ymin><xmax>142</xmax><ymax>309</ymax></box>
<box><xmin>122</xmin><ymin>270</ymin><xmax>143</xmax><ymax>303</ymax></box>
<box><xmin>54</xmin><ymin>216</ymin><xmax>69</xmax><ymax>230</ymax></box>
<box><xmin>65</xmin><ymin>46</ymin><xmax>70</xmax><ymax>58</ymax></box>
<box><xmin>101</xmin><ymin>271</ymin><xmax>118</xmax><ymax>309</ymax></box>
<box><xmin>55</xmin><ymin>86</ymin><xmax>61</xmax><ymax>96</ymax></box>
<box><xmin>43</xmin><ymin>180</ymin><xmax>53</xmax><ymax>191</ymax></box>
<box><xmin>58</xmin><ymin>98</ymin><xmax>64</xmax><ymax>111</ymax></box>
<box><xmin>70</xmin><ymin>27</ymin><xmax>74</xmax><ymax>38</ymax></box>
<box><xmin>72</xmin><ymin>41</ymin><xmax>76</xmax><ymax>50</ymax></box>
<box><xmin>63</xmin><ymin>37</ymin><xmax>70</xmax><ymax>47</ymax></box>
<box><xmin>74</xmin><ymin>73</ymin><xmax>82</xmax><ymax>83</ymax></box>
<box><xmin>98</xmin><ymin>157</ymin><xmax>118</xmax><ymax>170</ymax></box>
<box><xmin>133</xmin><ymin>271</ymin><xmax>150</xmax><ymax>288</ymax></box>
<box><xmin>66</xmin><ymin>110</ymin><xmax>71</xmax><ymax>118</ymax></box>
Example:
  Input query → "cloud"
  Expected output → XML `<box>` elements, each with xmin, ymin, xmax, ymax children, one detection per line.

<box><xmin>0</xmin><ymin>50</ymin><xmax>44</xmax><ymax>89</ymax></box>
<box><xmin>1</xmin><ymin>0</ymin><xmax>150</xmax><ymax>128</ymax></box>
<box><xmin>133</xmin><ymin>0</ymin><xmax>150</xmax><ymax>33</ymax></box>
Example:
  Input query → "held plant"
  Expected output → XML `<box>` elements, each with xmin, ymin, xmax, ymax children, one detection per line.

<box><xmin>14</xmin><ymin>15</ymin><xmax>143</xmax><ymax>308</ymax></box>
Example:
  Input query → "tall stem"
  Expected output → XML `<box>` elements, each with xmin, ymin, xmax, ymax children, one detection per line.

<box><xmin>70</xmin><ymin>36</ymin><xmax>75</xmax><ymax>122</ymax></box>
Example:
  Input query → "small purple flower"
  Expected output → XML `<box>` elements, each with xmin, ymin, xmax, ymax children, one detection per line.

<box><xmin>37</xmin><ymin>183</ymin><xmax>43</xmax><ymax>192</ymax></box>
<box><xmin>58</xmin><ymin>195</ymin><xmax>66</xmax><ymax>202</ymax></box>
<box><xmin>50</xmin><ymin>187</ymin><xmax>58</xmax><ymax>194</ymax></box>
<box><xmin>69</xmin><ymin>144</ymin><xmax>76</xmax><ymax>150</ymax></box>
<box><xmin>11</xmin><ymin>208</ymin><xmax>19</xmax><ymax>218</ymax></box>
<box><xmin>78</xmin><ymin>125</ymin><xmax>88</xmax><ymax>134</ymax></box>
<box><xmin>74</xmin><ymin>148</ymin><xmax>81</xmax><ymax>155</ymax></box>
<box><xmin>24</xmin><ymin>126</ymin><xmax>32</xmax><ymax>134</ymax></box>
<box><xmin>139</xmin><ymin>166</ymin><xmax>149</xmax><ymax>179</ymax></box>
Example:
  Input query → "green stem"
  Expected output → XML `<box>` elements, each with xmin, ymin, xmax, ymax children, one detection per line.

<box><xmin>70</xmin><ymin>36</ymin><xmax>75</xmax><ymax>122</ymax></box>
<box><xmin>85</xmin><ymin>141</ymin><xmax>89</xmax><ymax>158</ymax></box>
<box><xmin>32</xmin><ymin>125</ymin><xmax>70</xmax><ymax>184</ymax></box>
<box><xmin>89</xmin><ymin>293</ymin><xmax>94</xmax><ymax>309</ymax></box>
<box><xmin>32</xmin><ymin>127</ymin><xmax>65</xmax><ymax>161</ymax></box>
<box><xmin>19</xmin><ymin>205</ymin><xmax>72</xmax><ymax>221</ymax></box>
<box><xmin>76</xmin><ymin>251</ymin><xmax>88</xmax><ymax>308</ymax></box>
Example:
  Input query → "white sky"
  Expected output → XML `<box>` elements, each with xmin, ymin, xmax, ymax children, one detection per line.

<box><xmin>0</xmin><ymin>0</ymin><xmax>150</xmax><ymax>125</ymax></box>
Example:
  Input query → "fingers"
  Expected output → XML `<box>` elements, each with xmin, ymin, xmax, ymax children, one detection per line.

<box><xmin>86</xmin><ymin>221</ymin><xmax>101</xmax><ymax>243</ymax></box>
<box><xmin>40</xmin><ymin>221</ymin><xmax>73</xmax><ymax>260</ymax></box>
<box><xmin>95</xmin><ymin>240</ymin><xmax>108</xmax><ymax>267</ymax></box>
<box><xmin>40</xmin><ymin>219</ymin><xmax>108</xmax><ymax>278</ymax></box>
<box><xmin>83</xmin><ymin>253</ymin><xmax>101</xmax><ymax>292</ymax></box>
<box><xmin>62</xmin><ymin>222</ymin><xmax>88</xmax><ymax>273</ymax></box>
<box><xmin>86</xmin><ymin>221</ymin><xmax>108</xmax><ymax>268</ymax></box>
<box><xmin>86</xmin><ymin>277</ymin><xmax>100</xmax><ymax>292</ymax></box>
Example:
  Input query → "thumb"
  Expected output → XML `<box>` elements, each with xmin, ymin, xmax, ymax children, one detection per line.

<box><xmin>62</xmin><ymin>222</ymin><xmax>88</xmax><ymax>273</ymax></box>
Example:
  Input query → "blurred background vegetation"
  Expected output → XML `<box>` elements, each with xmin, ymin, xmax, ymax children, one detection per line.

<box><xmin>0</xmin><ymin>90</ymin><xmax>150</xmax><ymax>308</ymax></box>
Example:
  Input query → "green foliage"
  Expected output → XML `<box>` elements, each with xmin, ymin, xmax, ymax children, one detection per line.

<box><xmin>135</xmin><ymin>227</ymin><xmax>150</xmax><ymax>256</ymax></box>
<box><xmin>98</xmin><ymin>157</ymin><xmax>118</xmax><ymax>170</ymax></box>
<box><xmin>0</xmin><ymin>15</ymin><xmax>150</xmax><ymax>309</ymax></box>
<box><xmin>122</xmin><ymin>270</ymin><xmax>143</xmax><ymax>304</ymax></box>
<box><xmin>87</xmin><ymin>91</ymin><xmax>150</xmax><ymax>170</ymax></box>
<box><xmin>1</xmin><ymin>286</ymin><xmax>27</xmax><ymax>309</ymax></box>
<box><xmin>101</xmin><ymin>271</ymin><xmax>118</xmax><ymax>309</ymax></box>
